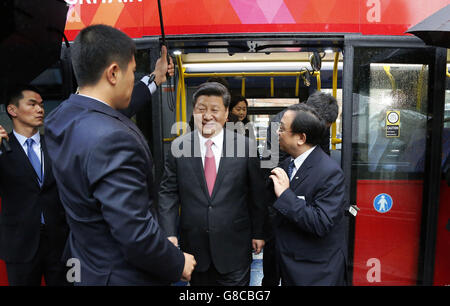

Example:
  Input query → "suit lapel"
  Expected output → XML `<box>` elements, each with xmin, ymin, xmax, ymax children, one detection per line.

<box><xmin>288</xmin><ymin>147</ymin><xmax>320</xmax><ymax>191</ymax></box>
<box><xmin>41</xmin><ymin>137</ymin><xmax>53</xmax><ymax>187</ymax></box>
<box><xmin>210</xmin><ymin>130</ymin><xmax>229</xmax><ymax>200</ymax></box>
<box><xmin>9</xmin><ymin>133</ymin><xmax>41</xmax><ymax>188</ymax></box>
<box><xmin>190</xmin><ymin>129</ymin><xmax>228</xmax><ymax>201</ymax></box>
<box><xmin>190</xmin><ymin>132</ymin><xmax>210</xmax><ymax>200</ymax></box>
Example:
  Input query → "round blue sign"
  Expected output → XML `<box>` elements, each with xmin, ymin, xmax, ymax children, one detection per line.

<box><xmin>373</xmin><ymin>193</ymin><xmax>393</xmax><ymax>213</ymax></box>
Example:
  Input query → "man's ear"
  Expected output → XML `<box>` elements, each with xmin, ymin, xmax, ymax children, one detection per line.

<box><xmin>297</xmin><ymin>133</ymin><xmax>306</xmax><ymax>146</ymax></box>
<box><xmin>7</xmin><ymin>104</ymin><xmax>17</xmax><ymax>118</ymax></box>
<box><xmin>105</xmin><ymin>63</ymin><xmax>120</xmax><ymax>85</ymax></box>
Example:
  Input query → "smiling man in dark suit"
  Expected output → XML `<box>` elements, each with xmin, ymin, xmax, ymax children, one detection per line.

<box><xmin>0</xmin><ymin>85</ymin><xmax>69</xmax><ymax>286</ymax></box>
<box><xmin>269</xmin><ymin>103</ymin><xmax>348</xmax><ymax>286</ymax></box>
<box><xmin>158</xmin><ymin>82</ymin><xmax>267</xmax><ymax>286</ymax></box>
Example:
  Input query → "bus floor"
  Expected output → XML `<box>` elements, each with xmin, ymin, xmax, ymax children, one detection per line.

<box><xmin>173</xmin><ymin>252</ymin><xmax>265</xmax><ymax>286</ymax></box>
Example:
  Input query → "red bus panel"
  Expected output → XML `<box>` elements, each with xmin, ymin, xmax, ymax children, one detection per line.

<box><xmin>63</xmin><ymin>0</ymin><xmax>450</xmax><ymax>40</ymax></box>
<box><xmin>433</xmin><ymin>182</ymin><xmax>450</xmax><ymax>286</ymax></box>
<box><xmin>353</xmin><ymin>180</ymin><xmax>423</xmax><ymax>285</ymax></box>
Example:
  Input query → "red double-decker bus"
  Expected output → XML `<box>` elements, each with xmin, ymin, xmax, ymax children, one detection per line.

<box><xmin>1</xmin><ymin>0</ymin><xmax>449</xmax><ymax>286</ymax></box>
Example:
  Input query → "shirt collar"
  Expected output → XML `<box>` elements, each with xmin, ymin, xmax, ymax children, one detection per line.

<box><xmin>13</xmin><ymin>130</ymin><xmax>40</xmax><ymax>146</ymax></box>
<box><xmin>77</xmin><ymin>93</ymin><xmax>111</xmax><ymax>108</ymax></box>
<box><xmin>198</xmin><ymin>128</ymin><xmax>224</xmax><ymax>149</ymax></box>
<box><xmin>292</xmin><ymin>145</ymin><xmax>316</xmax><ymax>171</ymax></box>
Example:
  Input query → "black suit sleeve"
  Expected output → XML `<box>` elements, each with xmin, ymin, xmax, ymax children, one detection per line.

<box><xmin>273</xmin><ymin>167</ymin><xmax>345</xmax><ymax>238</ymax></box>
<box><xmin>86</xmin><ymin>129</ymin><xmax>184</xmax><ymax>282</ymax></box>
<box><xmin>247</xmin><ymin>138</ymin><xmax>268</xmax><ymax>240</ymax></box>
<box><xmin>158</xmin><ymin>147</ymin><xmax>180</xmax><ymax>237</ymax></box>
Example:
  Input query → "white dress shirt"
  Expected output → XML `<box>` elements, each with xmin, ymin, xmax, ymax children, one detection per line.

<box><xmin>198</xmin><ymin>129</ymin><xmax>224</xmax><ymax>173</ymax></box>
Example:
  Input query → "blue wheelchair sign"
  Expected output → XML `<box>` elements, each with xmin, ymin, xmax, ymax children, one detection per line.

<box><xmin>373</xmin><ymin>193</ymin><xmax>393</xmax><ymax>213</ymax></box>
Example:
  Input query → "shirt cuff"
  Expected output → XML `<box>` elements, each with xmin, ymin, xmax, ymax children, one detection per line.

<box><xmin>140</xmin><ymin>76</ymin><xmax>158</xmax><ymax>95</ymax></box>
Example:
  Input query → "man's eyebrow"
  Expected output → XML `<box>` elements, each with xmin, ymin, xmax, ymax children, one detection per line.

<box><xmin>27</xmin><ymin>98</ymin><xmax>42</xmax><ymax>103</ymax></box>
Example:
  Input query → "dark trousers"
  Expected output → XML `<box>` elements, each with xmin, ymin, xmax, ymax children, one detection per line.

<box><xmin>190</xmin><ymin>263</ymin><xmax>250</xmax><ymax>286</ymax></box>
<box><xmin>261</xmin><ymin>237</ymin><xmax>280</xmax><ymax>286</ymax></box>
<box><xmin>6</xmin><ymin>225</ymin><xmax>70</xmax><ymax>286</ymax></box>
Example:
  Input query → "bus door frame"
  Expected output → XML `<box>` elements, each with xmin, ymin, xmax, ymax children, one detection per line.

<box><xmin>342</xmin><ymin>34</ymin><xmax>448</xmax><ymax>285</ymax></box>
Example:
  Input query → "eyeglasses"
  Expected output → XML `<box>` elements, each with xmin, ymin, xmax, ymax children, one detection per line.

<box><xmin>278</xmin><ymin>125</ymin><xmax>293</xmax><ymax>134</ymax></box>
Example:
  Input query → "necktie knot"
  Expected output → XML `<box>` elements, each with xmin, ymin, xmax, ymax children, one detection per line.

<box><xmin>26</xmin><ymin>138</ymin><xmax>34</xmax><ymax>147</ymax></box>
<box><xmin>205</xmin><ymin>140</ymin><xmax>214</xmax><ymax>157</ymax></box>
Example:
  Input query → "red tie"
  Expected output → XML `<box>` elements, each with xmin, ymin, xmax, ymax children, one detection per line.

<box><xmin>204</xmin><ymin>139</ymin><xmax>216</xmax><ymax>196</ymax></box>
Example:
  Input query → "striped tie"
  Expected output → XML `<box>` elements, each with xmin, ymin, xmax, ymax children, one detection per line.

<box><xmin>287</xmin><ymin>159</ymin><xmax>295</xmax><ymax>181</ymax></box>
<box><xmin>26</xmin><ymin>138</ymin><xmax>42</xmax><ymax>184</ymax></box>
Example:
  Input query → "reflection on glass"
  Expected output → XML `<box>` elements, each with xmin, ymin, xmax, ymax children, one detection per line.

<box><xmin>354</xmin><ymin>62</ymin><xmax>429</xmax><ymax>177</ymax></box>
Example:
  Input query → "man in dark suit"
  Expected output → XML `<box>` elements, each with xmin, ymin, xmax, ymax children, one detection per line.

<box><xmin>261</xmin><ymin>91</ymin><xmax>339</xmax><ymax>286</ymax></box>
<box><xmin>269</xmin><ymin>103</ymin><xmax>348</xmax><ymax>286</ymax></box>
<box><xmin>44</xmin><ymin>25</ymin><xmax>196</xmax><ymax>285</ymax></box>
<box><xmin>158</xmin><ymin>82</ymin><xmax>267</xmax><ymax>286</ymax></box>
<box><xmin>0</xmin><ymin>85</ymin><xmax>69</xmax><ymax>286</ymax></box>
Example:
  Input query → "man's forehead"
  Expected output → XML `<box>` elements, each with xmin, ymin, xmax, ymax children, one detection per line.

<box><xmin>196</xmin><ymin>95</ymin><xmax>225</xmax><ymax>105</ymax></box>
<box><xmin>22</xmin><ymin>90</ymin><xmax>43</xmax><ymax>102</ymax></box>
<box><xmin>281</xmin><ymin>110</ymin><xmax>295</xmax><ymax>125</ymax></box>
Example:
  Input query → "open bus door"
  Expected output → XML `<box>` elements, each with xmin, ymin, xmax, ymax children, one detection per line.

<box><xmin>433</xmin><ymin>55</ymin><xmax>450</xmax><ymax>286</ymax></box>
<box><xmin>343</xmin><ymin>35</ymin><xmax>448</xmax><ymax>285</ymax></box>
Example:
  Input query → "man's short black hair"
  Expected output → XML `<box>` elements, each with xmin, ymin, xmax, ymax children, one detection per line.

<box><xmin>71</xmin><ymin>24</ymin><xmax>136</xmax><ymax>87</ymax></box>
<box><xmin>4</xmin><ymin>84</ymin><xmax>41</xmax><ymax>120</ymax></box>
<box><xmin>305</xmin><ymin>91</ymin><xmax>338</xmax><ymax>124</ymax></box>
<box><xmin>193</xmin><ymin>82</ymin><xmax>231</xmax><ymax>109</ymax></box>
<box><xmin>206</xmin><ymin>77</ymin><xmax>230</xmax><ymax>91</ymax></box>
<box><xmin>287</xmin><ymin>103</ymin><xmax>326</xmax><ymax>146</ymax></box>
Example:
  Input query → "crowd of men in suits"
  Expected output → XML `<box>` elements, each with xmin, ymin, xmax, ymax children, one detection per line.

<box><xmin>0</xmin><ymin>24</ymin><xmax>348</xmax><ymax>286</ymax></box>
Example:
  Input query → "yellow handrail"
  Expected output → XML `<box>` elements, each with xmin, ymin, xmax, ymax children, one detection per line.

<box><xmin>331</xmin><ymin>52</ymin><xmax>342</xmax><ymax>149</ymax></box>
<box><xmin>383</xmin><ymin>65</ymin><xmax>396</xmax><ymax>90</ymax></box>
<box><xmin>175</xmin><ymin>54</ymin><xmax>188</xmax><ymax>134</ymax></box>
<box><xmin>174</xmin><ymin>60</ymin><xmax>322</xmax><ymax>138</ymax></box>
<box><xmin>316</xmin><ymin>73</ymin><xmax>321</xmax><ymax>91</ymax></box>
<box><xmin>270</xmin><ymin>77</ymin><xmax>274</xmax><ymax>97</ymax></box>
<box><xmin>416</xmin><ymin>65</ymin><xmax>427</xmax><ymax>111</ymax></box>
<box><xmin>183</xmin><ymin>70</ymin><xmax>318</xmax><ymax>78</ymax></box>
<box><xmin>175</xmin><ymin>76</ymin><xmax>182</xmax><ymax>135</ymax></box>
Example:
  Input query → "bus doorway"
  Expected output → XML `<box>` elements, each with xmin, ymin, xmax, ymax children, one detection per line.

<box><xmin>159</xmin><ymin>36</ymin><xmax>344</xmax><ymax>168</ymax></box>
<box><xmin>433</xmin><ymin>52</ymin><xmax>450</xmax><ymax>286</ymax></box>
<box><xmin>344</xmin><ymin>36</ymin><xmax>448</xmax><ymax>285</ymax></box>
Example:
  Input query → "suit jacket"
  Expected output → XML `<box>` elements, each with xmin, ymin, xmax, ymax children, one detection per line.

<box><xmin>0</xmin><ymin>133</ymin><xmax>68</xmax><ymax>263</ymax></box>
<box><xmin>44</xmin><ymin>90</ymin><xmax>185</xmax><ymax>285</ymax></box>
<box><xmin>158</xmin><ymin>129</ymin><xmax>267</xmax><ymax>274</ymax></box>
<box><xmin>272</xmin><ymin>146</ymin><xmax>348</xmax><ymax>286</ymax></box>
